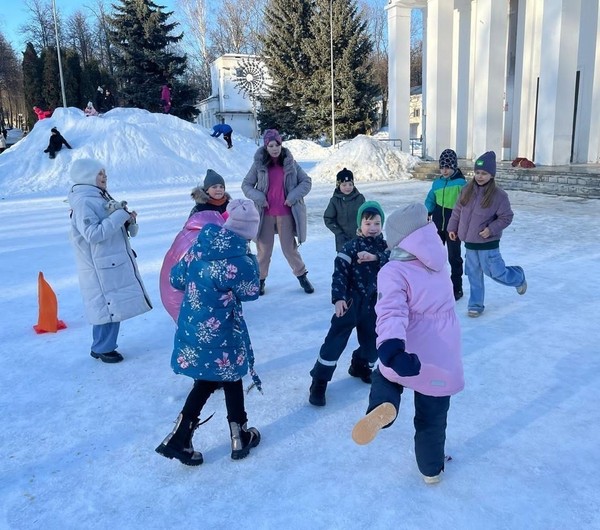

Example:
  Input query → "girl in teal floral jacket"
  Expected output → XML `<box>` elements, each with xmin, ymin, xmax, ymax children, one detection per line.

<box><xmin>156</xmin><ymin>199</ymin><xmax>262</xmax><ymax>466</ymax></box>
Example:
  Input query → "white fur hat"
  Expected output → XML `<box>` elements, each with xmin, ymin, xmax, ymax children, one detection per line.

<box><xmin>224</xmin><ymin>199</ymin><xmax>260</xmax><ymax>240</ymax></box>
<box><xmin>70</xmin><ymin>159</ymin><xmax>104</xmax><ymax>185</ymax></box>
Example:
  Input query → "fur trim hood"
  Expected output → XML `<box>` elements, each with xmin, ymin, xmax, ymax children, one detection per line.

<box><xmin>191</xmin><ymin>186</ymin><xmax>232</xmax><ymax>205</ymax></box>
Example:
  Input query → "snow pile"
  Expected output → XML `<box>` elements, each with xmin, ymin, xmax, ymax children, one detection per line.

<box><xmin>311</xmin><ymin>134</ymin><xmax>419</xmax><ymax>184</ymax></box>
<box><xmin>283</xmin><ymin>139</ymin><xmax>330</xmax><ymax>161</ymax></box>
<box><xmin>0</xmin><ymin>107</ymin><xmax>261</xmax><ymax>197</ymax></box>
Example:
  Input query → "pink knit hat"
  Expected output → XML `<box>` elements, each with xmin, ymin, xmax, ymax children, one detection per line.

<box><xmin>224</xmin><ymin>199</ymin><xmax>260</xmax><ymax>240</ymax></box>
<box><xmin>263</xmin><ymin>129</ymin><xmax>282</xmax><ymax>147</ymax></box>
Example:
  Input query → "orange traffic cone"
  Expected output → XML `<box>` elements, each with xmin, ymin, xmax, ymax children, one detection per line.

<box><xmin>33</xmin><ymin>272</ymin><xmax>67</xmax><ymax>334</ymax></box>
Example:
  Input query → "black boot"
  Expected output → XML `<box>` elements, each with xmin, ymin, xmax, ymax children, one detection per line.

<box><xmin>259</xmin><ymin>279</ymin><xmax>265</xmax><ymax>296</ymax></box>
<box><xmin>453</xmin><ymin>287</ymin><xmax>463</xmax><ymax>301</ymax></box>
<box><xmin>297</xmin><ymin>272</ymin><xmax>314</xmax><ymax>294</ymax></box>
<box><xmin>309</xmin><ymin>378</ymin><xmax>327</xmax><ymax>406</ymax></box>
<box><xmin>348</xmin><ymin>358</ymin><xmax>373</xmax><ymax>384</ymax></box>
<box><xmin>155</xmin><ymin>413</ymin><xmax>204</xmax><ymax>466</ymax></box>
<box><xmin>229</xmin><ymin>421</ymin><xmax>261</xmax><ymax>460</ymax></box>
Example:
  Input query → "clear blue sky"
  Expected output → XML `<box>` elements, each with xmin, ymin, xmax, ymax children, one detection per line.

<box><xmin>0</xmin><ymin>0</ymin><xmax>177</xmax><ymax>51</ymax></box>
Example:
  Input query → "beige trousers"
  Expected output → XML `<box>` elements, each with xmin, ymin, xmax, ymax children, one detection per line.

<box><xmin>257</xmin><ymin>215</ymin><xmax>307</xmax><ymax>279</ymax></box>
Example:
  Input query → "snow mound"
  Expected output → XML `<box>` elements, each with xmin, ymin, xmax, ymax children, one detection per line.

<box><xmin>0</xmin><ymin>107</ymin><xmax>260</xmax><ymax>197</ymax></box>
<box><xmin>310</xmin><ymin>134</ymin><xmax>419</xmax><ymax>183</ymax></box>
<box><xmin>283</xmin><ymin>139</ymin><xmax>329</xmax><ymax>161</ymax></box>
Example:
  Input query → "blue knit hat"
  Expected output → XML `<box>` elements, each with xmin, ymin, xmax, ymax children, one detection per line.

<box><xmin>357</xmin><ymin>200</ymin><xmax>385</xmax><ymax>227</ymax></box>
<box><xmin>474</xmin><ymin>151</ymin><xmax>497</xmax><ymax>177</ymax></box>
<box><xmin>439</xmin><ymin>149</ymin><xmax>458</xmax><ymax>170</ymax></box>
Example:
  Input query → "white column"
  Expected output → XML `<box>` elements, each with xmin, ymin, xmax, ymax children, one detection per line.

<box><xmin>512</xmin><ymin>0</ymin><xmax>542</xmax><ymax>160</ymax></box>
<box><xmin>386</xmin><ymin>1</ymin><xmax>412</xmax><ymax>152</ymax></box>
<box><xmin>423</xmin><ymin>0</ymin><xmax>454</xmax><ymax>160</ymax></box>
<box><xmin>453</xmin><ymin>0</ymin><xmax>472</xmax><ymax>159</ymax></box>
<box><xmin>535</xmin><ymin>0</ymin><xmax>581</xmax><ymax>165</ymax></box>
<box><xmin>574</xmin><ymin>0</ymin><xmax>600</xmax><ymax>163</ymax></box>
<box><xmin>470</xmin><ymin>0</ymin><xmax>508</xmax><ymax>158</ymax></box>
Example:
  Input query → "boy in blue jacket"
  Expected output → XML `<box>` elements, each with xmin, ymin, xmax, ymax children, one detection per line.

<box><xmin>424</xmin><ymin>149</ymin><xmax>467</xmax><ymax>300</ymax></box>
<box><xmin>211</xmin><ymin>123</ymin><xmax>233</xmax><ymax>148</ymax></box>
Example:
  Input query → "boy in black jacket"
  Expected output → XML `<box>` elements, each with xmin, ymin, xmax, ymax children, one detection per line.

<box><xmin>309</xmin><ymin>201</ymin><xmax>389</xmax><ymax>406</ymax></box>
<box><xmin>44</xmin><ymin>127</ymin><xmax>72</xmax><ymax>159</ymax></box>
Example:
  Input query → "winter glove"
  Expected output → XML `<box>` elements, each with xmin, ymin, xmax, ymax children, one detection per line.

<box><xmin>377</xmin><ymin>339</ymin><xmax>421</xmax><ymax>377</ymax></box>
<box><xmin>105</xmin><ymin>200</ymin><xmax>128</xmax><ymax>213</ymax></box>
<box><xmin>126</xmin><ymin>219</ymin><xmax>138</xmax><ymax>237</ymax></box>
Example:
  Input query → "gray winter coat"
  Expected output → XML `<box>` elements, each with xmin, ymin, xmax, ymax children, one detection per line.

<box><xmin>68</xmin><ymin>184</ymin><xmax>152</xmax><ymax>325</ymax></box>
<box><xmin>241</xmin><ymin>147</ymin><xmax>311</xmax><ymax>243</ymax></box>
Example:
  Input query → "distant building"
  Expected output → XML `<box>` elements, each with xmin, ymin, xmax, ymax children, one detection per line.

<box><xmin>196</xmin><ymin>54</ymin><xmax>272</xmax><ymax>141</ymax></box>
<box><xmin>409</xmin><ymin>85</ymin><xmax>422</xmax><ymax>141</ymax></box>
<box><xmin>387</xmin><ymin>0</ymin><xmax>600</xmax><ymax>165</ymax></box>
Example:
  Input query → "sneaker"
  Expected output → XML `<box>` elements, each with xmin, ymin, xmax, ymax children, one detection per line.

<box><xmin>453</xmin><ymin>289</ymin><xmax>463</xmax><ymax>301</ymax></box>
<box><xmin>352</xmin><ymin>402</ymin><xmax>397</xmax><ymax>445</ymax></box>
<box><xmin>297</xmin><ymin>273</ymin><xmax>314</xmax><ymax>294</ymax></box>
<box><xmin>259</xmin><ymin>279</ymin><xmax>265</xmax><ymax>296</ymax></box>
<box><xmin>90</xmin><ymin>350</ymin><xmax>124</xmax><ymax>363</ymax></box>
<box><xmin>467</xmin><ymin>310</ymin><xmax>482</xmax><ymax>318</ymax></box>
<box><xmin>422</xmin><ymin>473</ymin><xmax>442</xmax><ymax>485</ymax></box>
<box><xmin>516</xmin><ymin>280</ymin><xmax>527</xmax><ymax>295</ymax></box>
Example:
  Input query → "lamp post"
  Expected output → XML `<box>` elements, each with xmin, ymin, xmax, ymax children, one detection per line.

<box><xmin>51</xmin><ymin>0</ymin><xmax>68</xmax><ymax>108</ymax></box>
<box><xmin>330</xmin><ymin>0</ymin><xmax>336</xmax><ymax>146</ymax></box>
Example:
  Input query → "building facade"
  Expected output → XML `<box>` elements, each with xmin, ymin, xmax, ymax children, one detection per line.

<box><xmin>387</xmin><ymin>0</ymin><xmax>600</xmax><ymax>165</ymax></box>
<box><xmin>196</xmin><ymin>54</ymin><xmax>271</xmax><ymax>141</ymax></box>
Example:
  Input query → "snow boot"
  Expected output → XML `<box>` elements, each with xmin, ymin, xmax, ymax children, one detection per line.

<box><xmin>308</xmin><ymin>378</ymin><xmax>327</xmax><ymax>406</ymax></box>
<box><xmin>297</xmin><ymin>272</ymin><xmax>314</xmax><ymax>294</ymax></box>
<box><xmin>229</xmin><ymin>421</ymin><xmax>261</xmax><ymax>460</ymax></box>
<box><xmin>348</xmin><ymin>358</ymin><xmax>372</xmax><ymax>384</ymax></box>
<box><xmin>259</xmin><ymin>279</ymin><xmax>265</xmax><ymax>296</ymax></box>
<box><xmin>155</xmin><ymin>413</ymin><xmax>203</xmax><ymax>466</ymax></box>
<box><xmin>352</xmin><ymin>402</ymin><xmax>397</xmax><ymax>445</ymax></box>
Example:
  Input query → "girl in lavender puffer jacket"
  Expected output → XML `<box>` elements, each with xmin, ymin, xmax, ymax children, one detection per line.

<box><xmin>352</xmin><ymin>203</ymin><xmax>464</xmax><ymax>485</ymax></box>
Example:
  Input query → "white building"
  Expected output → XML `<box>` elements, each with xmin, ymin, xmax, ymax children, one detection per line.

<box><xmin>387</xmin><ymin>0</ymin><xmax>600</xmax><ymax>165</ymax></box>
<box><xmin>196</xmin><ymin>54</ymin><xmax>272</xmax><ymax>141</ymax></box>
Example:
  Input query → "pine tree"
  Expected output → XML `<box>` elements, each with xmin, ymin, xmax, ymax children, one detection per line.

<box><xmin>108</xmin><ymin>0</ymin><xmax>196</xmax><ymax>118</ymax></box>
<box><xmin>303</xmin><ymin>0</ymin><xmax>379</xmax><ymax>141</ymax></box>
<box><xmin>257</xmin><ymin>0</ymin><xmax>314</xmax><ymax>139</ymax></box>
<box><xmin>22</xmin><ymin>43</ymin><xmax>43</xmax><ymax>124</ymax></box>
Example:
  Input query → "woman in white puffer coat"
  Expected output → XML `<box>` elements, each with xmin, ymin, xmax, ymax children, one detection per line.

<box><xmin>68</xmin><ymin>159</ymin><xmax>152</xmax><ymax>363</ymax></box>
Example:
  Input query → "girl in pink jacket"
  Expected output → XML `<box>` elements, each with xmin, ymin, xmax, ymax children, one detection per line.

<box><xmin>352</xmin><ymin>202</ymin><xmax>464</xmax><ymax>485</ymax></box>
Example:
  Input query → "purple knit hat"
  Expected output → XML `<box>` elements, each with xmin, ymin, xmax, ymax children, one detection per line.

<box><xmin>263</xmin><ymin>129</ymin><xmax>282</xmax><ymax>147</ymax></box>
<box><xmin>474</xmin><ymin>151</ymin><xmax>497</xmax><ymax>177</ymax></box>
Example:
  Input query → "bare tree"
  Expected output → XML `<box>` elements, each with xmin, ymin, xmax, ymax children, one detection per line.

<box><xmin>65</xmin><ymin>11</ymin><xmax>95</xmax><ymax>66</ymax></box>
<box><xmin>20</xmin><ymin>0</ymin><xmax>57</xmax><ymax>51</ymax></box>
<box><xmin>208</xmin><ymin>0</ymin><xmax>266</xmax><ymax>56</ymax></box>
<box><xmin>85</xmin><ymin>0</ymin><xmax>115</xmax><ymax>75</ymax></box>
<box><xmin>0</xmin><ymin>34</ymin><xmax>27</xmax><ymax>127</ymax></box>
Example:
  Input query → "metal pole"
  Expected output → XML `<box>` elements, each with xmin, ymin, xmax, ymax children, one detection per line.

<box><xmin>330</xmin><ymin>0</ymin><xmax>336</xmax><ymax>146</ymax></box>
<box><xmin>52</xmin><ymin>0</ymin><xmax>68</xmax><ymax>108</ymax></box>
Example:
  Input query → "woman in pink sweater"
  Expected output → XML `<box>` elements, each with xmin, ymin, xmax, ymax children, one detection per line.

<box><xmin>352</xmin><ymin>203</ymin><xmax>464</xmax><ymax>485</ymax></box>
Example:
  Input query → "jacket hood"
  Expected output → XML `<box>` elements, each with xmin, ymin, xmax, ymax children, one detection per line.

<box><xmin>392</xmin><ymin>222</ymin><xmax>447</xmax><ymax>272</ymax></box>
<box><xmin>196</xmin><ymin>223</ymin><xmax>250</xmax><ymax>261</ymax></box>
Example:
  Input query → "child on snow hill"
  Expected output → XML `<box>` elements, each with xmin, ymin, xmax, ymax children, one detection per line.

<box><xmin>351</xmin><ymin>202</ymin><xmax>464</xmax><ymax>485</ymax></box>
<box><xmin>43</xmin><ymin>127</ymin><xmax>72</xmax><ymax>159</ymax></box>
<box><xmin>447</xmin><ymin>151</ymin><xmax>527</xmax><ymax>318</ymax></box>
<box><xmin>211</xmin><ymin>123</ymin><xmax>233</xmax><ymax>149</ymax></box>
<box><xmin>323</xmin><ymin>167</ymin><xmax>366</xmax><ymax>252</ymax></box>
<box><xmin>189</xmin><ymin>169</ymin><xmax>231</xmax><ymax>218</ymax></box>
<box><xmin>424</xmin><ymin>149</ymin><xmax>467</xmax><ymax>300</ymax></box>
<box><xmin>309</xmin><ymin>201</ymin><xmax>389</xmax><ymax>407</ymax></box>
<box><xmin>156</xmin><ymin>199</ymin><xmax>262</xmax><ymax>466</ymax></box>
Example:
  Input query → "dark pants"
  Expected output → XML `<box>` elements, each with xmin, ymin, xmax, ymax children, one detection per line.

<box><xmin>223</xmin><ymin>132</ymin><xmax>232</xmax><ymax>148</ymax></box>
<box><xmin>181</xmin><ymin>379</ymin><xmax>246</xmax><ymax>424</ymax></box>
<box><xmin>367</xmin><ymin>368</ymin><xmax>451</xmax><ymax>477</ymax></box>
<box><xmin>310</xmin><ymin>297</ymin><xmax>377</xmax><ymax>382</ymax></box>
<box><xmin>438</xmin><ymin>230</ymin><xmax>463</xmax><ymax>292</ymax></box>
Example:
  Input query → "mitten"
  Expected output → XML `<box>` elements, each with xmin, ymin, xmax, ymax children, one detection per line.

<box><xmin>105</xmin><ymin>200</ymin><xmax>127</xmax><ymax>213</ymax></box>
<box><xmin>127</xmin><ymin>220</ymin><xmax>138</xmax><ymax>237</ymax></box>
<box><xmin>377</xmin><ymin>339</ymin><xmax>421</xmax><ymax>377</ymax></box>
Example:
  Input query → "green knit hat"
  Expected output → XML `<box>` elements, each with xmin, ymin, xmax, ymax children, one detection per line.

<box><xmin>357</xmin><ymin>200</ymin><xmax>385</xmax><ymax>227</ymax></box>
